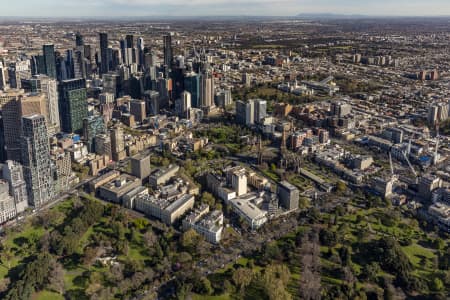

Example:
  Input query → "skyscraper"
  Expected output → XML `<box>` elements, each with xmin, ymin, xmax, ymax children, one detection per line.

<box><xmin>184</xmin><ymin>72</ymin><xmax>200</xmax><ymax>108</ymax></box>
<box><xmin>8</xmin><ymin>60</ymin><xmax>31</xmax><ymax>89</ymax></box>
<box><xmin>43</xmin><ymin>44</ymin><xmax>57</xmax><ymax>78</ymax></box>
<box><xmin>175</xmin><ymin>91</ymin><xmax>191</xmax><ymax>118</ymax></box>
<box><xmin>110</xmin><ymin>125</ymin><xmax>125</xmax><ymax>161</ymax></box>
<box><xmin>58</xmin><ymin>78</ymin><xmax>88</xmax><ymax>133</ymax></box>
<box><xmin>137</xmin><ymin>37</ymin><xmax>145</xmax><ymax>70</ymax></box>
<box><xmin>0</xmin><ymin>62</ymin><xmax>6</xmax><ymax>90</ymax></box>
<box><xmin>130</xmin><ymin>99</ymin><xmax>146</xmax><ymax>123</ymax></box>
<box><xmin>163</xmin><ymin>34</ymin><xmax>173</xmax><ymax>67</ymax></box>
<box><xmin>1</xmin><ymin>91</ymin><xmax>48</xmax><ymax>162</ymax></box>
<box><xmin>99</xmin><ymin>33</ymin><xmax>109</xmax><ymax>75</ymax></box>
<box><xmin>21</xmin><ymin>114</ymin><xmax>54</xmax><ymax>207</ymax></box>
<box><xmin>199</xmin><ymin>71</ymin><xmax>214</xmax><ymax>109</ymax></box>
<box><xmin>22</xmin><ymin>75</ymin><xmax>60</xmax><ymax>135</ymax></box>
<box><xmin>1</xmin><ymin>90</ymin><xmax>23</xmax><ymax>161</ymax></box>
<box><xmin>126</xmin><ymin>34</ymin><xmax>134</xmax><ymax>49</ymax></box>
<box><xmin>75</xmin><ymin>32</ymin><xmax>84</xmax><ymax>47</ymax></box>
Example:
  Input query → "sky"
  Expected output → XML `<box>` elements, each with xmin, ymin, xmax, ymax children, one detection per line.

<box><xmin>1</xmin><ymin>0</ymin><xmax>450</xmax><ymax>17</ymax></box>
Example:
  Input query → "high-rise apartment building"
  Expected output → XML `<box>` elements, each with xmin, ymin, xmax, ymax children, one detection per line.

<box><xmin>21</xmin><ymin>114</ymin><xmax>54</xmax><ymax>207</ymax></box>
<box><xmin>199</xmin><ymin>71</ymin><xmax>214</xmax><ymax>109</ymax></box>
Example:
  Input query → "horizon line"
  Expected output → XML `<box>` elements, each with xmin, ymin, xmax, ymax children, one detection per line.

<box><xmin>0</xmin><ymin>14</ymin><xmax>450</xmax><ymax>20</ymax></box>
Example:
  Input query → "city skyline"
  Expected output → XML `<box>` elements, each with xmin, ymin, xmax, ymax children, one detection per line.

<box><xmin>0</xmin><ymin>0</ymin><xmax>450</xmax><ymax>17</ymax></box>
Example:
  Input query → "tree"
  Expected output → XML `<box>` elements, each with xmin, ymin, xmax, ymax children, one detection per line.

<box><xmin>48</xmin><ymin>261</ymin><xmax>65</xmax><ymax>295</ymax></box>
<box><xmin>363</xmin><ymin>262</ymin><xmax>380</xmax><ymax>282</ymax></box>
<box><xmin>143</xmin><ymin>230</ymin><xmax>157</xmax><ymax>248</ymax></box>
<box><xmin>232</xmin><ymin>268</ymin><xmax>253</xmax><ymax>292</ymax></box>
<box><xmin>180</xmin><ymin>229</ymin><xmax>200</xmax><ymax>252</ymax></box>
<box><xmin>430</xmin><ymin>277</ymin><xmax>444</xmax><ymax>291</ymax></box>
<box><xmin>336</xmin><ymin>181</ymin><xmax>347</xmax><ymax>193</ymax></box>
<box><xmin>196</xmin><ymin>277</ymin><xmax>214</xmax><ymax>295</ymax></box>
<box><xmin>132</xmin><ymin>218</ymin><xmax>149</xmax><ymax>231</ymax></box>
<box><xmin>200</xmin><ymin>192</ymin><xmax>216</xmax><ymax>207</ymax></box>
<box><xmin>319</xmin><ymin>228</ymin><xmax>337</xmax><ymax>247</ymax></box>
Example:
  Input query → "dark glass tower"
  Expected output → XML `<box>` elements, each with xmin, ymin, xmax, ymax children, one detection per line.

<box><xmin>99</xmin><ymin>33</ymin><xmax>109</xmax><ymax>75</ymax></box>
<box><xmin>58</xmin><ymin>79</ymin><xmax>88</xmax><ymax>134</ymax></box>
<box><xmin>184</xmin><ymin>73</ymin><xmax>200</xmax><ymax>108</ymax></box>
<box><xmin>43</xmin><ymin>44</ymin><xmax>56</xmax><ymax>78</ymax></box>
<box><xmin>75</xmin><ymin>32</ymin><xmax>84</xmax><ymax>47</ymax></box>
<box><xmin>163</xmin><ymin>34</ymin><xmax>173</xmax><ymax>68</ymax></box>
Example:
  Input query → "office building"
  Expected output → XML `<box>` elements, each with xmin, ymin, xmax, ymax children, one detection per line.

<box><xmin>98</xmin><ymin>174</ymin><xmax>142</xmax><ymax>204</ymax></box>
<box><xmin>175</xmin><ymin>91</ymin><xmax>191</xmax><ymax>118</ymax></box>
<box><xmin>130</xmin><ymin>153</ymin><xmax>151</xmax><ymax>180</ymax></box>
<box><xmin>331</xmin><ymin>102</ymin><xmax>352</xmax><ymax>117</ymax></box>
<box><xmin>130</xmin><ymin>99</ymin><xmax>146</xmax><ymax>123</ymax></box>
<box><xmin>277</xmin><ymin>181</ymin><xmax>300</xmax><ymax>210</ymax></box>
<box><xmin>83</xmin><ymin>115</ymin><xmax>106</xmax><ymax>153</ymax></box>
<box><xmin>51</xmin><ymin>150</ymin><xmax>72</xmax><ymax>194</ymax></box>
<box><xmin>94</xmin><ymin>134</ymin><xmax>112</xmax><ymax>158</ymax></box>
<box><xmin>428</xmin><ymin>102</ymin><xmax>449</xmax><ymax>125</ymax></box>
<box><xmin>163</xmin><ymin>34</ymin><xmax>173</xmax><ymax>67</ymax></box>
<box><xmin>184</xmin><ymin>72</ymin><xmax>200</xmax><ymax>108</ymax></box>
<box><xmin>21</xmin><ymin>114</ymin><xmax>54</xmax><ymax>207</ymax></box>
<box><xmin>8</xmin><ymin>60</ymin><xmax>31</xmax><ymax>89</ymax></box>
<box><xmin>110</xmin><ymin>125</ymin><xmax>125</xmax><ymax>161</ymax></box>
<box><xmin>214</xmin><ymin>89</ymin><xmax>232</xmax><ymax>108</ymax></box>
<box><xmin>419</xmin><ymin>175</ymin><xmax>442</xmax><ymax>201</ymax></box>
<box><xmin>135</xmin><ymin>193</ymin><xmax>195</xmax><ymax>225</ymax></box>
<box><xmin>43</xmin><ymin>44</ymin><xmax>57</xmax><ymax>78</ymax></box>
<box><xmin>254</xmin><ymin>99</ymin><xmax>267</xmax><ymax>123</ymax></box>
<box><xmin>0</xmin><ymin>62</ymin><xmax>6</xmax><ymax>90</ymax></box>
<box><xmin>99</xmin><ymin>33</ymin><xmax>109</xmax><ymax>75</ymax></box>
<box><xmin>183</xmin><ymin>206</ymin><xmax>224</xmax><ymax>244</ymax></box>
<box><xmin>58</xmin><ymin>78</ymin><xmax>88</xmax><ymax>133</ymax></box>
<box><xmin>144</xmin><ymin>90</ymin><xmax>160</xmax><ymax>115</ymax></box>
<box><xmin>228</xmin><ymin>193</ymin><xmax>268</xmax><ymax>229</ymax></box>
<box><xmin>227</xmin><ymin>167</ymin><xmax>247</xmax><ymax>196</ymax></box>
<box><xmin>0</xmin><ymin>180</ymin><xmax>17</xmax><ymax>224</ymax></box>
<box><xmin>22</xmin><ymin>75</ymin><xmax>60</xmax><ymax>135</ymax></box>
<box><xmin>2</xmin><ymin>91</ymin><xmax>49</xmax><ymax>162</ymax></box>
<box><xmin>2</xmin><ymin>160</ymin><xmax>28</xmax><ymax>213</ymax></box>
<box><xmin>149</xmin><ymin>164</ymin><xmax>180</xmax><ymax>188</ymax></box>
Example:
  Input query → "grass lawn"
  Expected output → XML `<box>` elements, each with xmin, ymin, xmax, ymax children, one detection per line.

<box><xmin>64</xmin><ymin>267</ymin><xmax>86</xmax><ymax>290</ymax></box>
<box><xmin>402</xmin><ymin>243</ymin><xmax>435</xmax><ymax>271</ymax></box>
<box><xmin>33</xmin><ymin>290</ymin><xmax>64</xmax><ymax>300</ymax></box>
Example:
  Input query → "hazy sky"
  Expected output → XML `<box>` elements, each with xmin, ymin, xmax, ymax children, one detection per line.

<box><xmin>1</xmin><ymin>0</ymin><xmax>450</xmax><ymax>17</ymax></box>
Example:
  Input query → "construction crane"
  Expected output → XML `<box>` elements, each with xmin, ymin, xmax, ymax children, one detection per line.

<box><xmin>402</xmin><ymin>151</ymin><xmax>419</xmax><ymax>184</ymax></box>
<box><xmin>434</xmin><ymin>123</ymin><xmax>440</xmax><ymax>165</ymax></box>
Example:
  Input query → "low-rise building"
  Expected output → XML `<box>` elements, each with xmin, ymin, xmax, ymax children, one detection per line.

<box><xmin>183</xmin><ymin>206</ymin><xmax>224</xmax><ymax>244</ymax></box>
<box><xmin>149</xmin><ymin>164</ymin><xmax>180</xmax><ymax>188</ymax></box>
<box><xmin>97</xmin><ymin>174</ymin><xmax>141</xmax><ymax>203</ymax></box>
<box><xmin>134</xmin><ymin>193</ymin><xmax>195</xmax><ymax>224</ymax></box>
<box><xmin>228</xmin><ymin>193</ymin><xmax>268</xmax><ymax>229</ymax></box>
